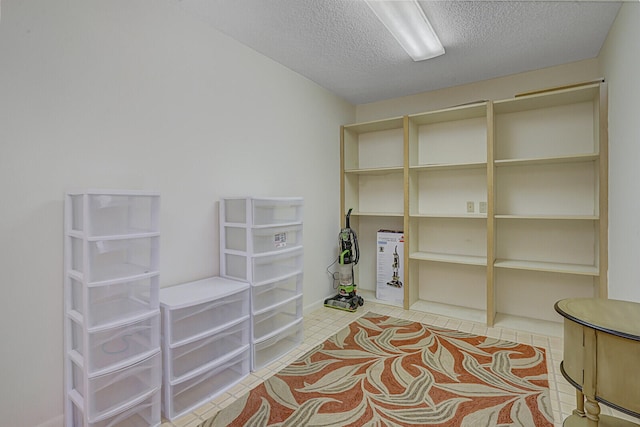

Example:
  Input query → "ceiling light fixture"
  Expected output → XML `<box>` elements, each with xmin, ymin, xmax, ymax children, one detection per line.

<box><xmin>364</xmin><ymin>0</ymin><xmax>444</xmax><ymax>61</ymax></box>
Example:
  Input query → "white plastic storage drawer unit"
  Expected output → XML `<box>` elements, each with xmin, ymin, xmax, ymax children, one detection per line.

<box><xmin>69</xmin><ymin>310</ymin><xmax>160</xmax><ymax>375</ymax></box>
<box><xmin>69</xmin><ymin>351</ymin><xmax>161</xmax><ymax>424</ymax></box>
<box><xmin>253</xmin><ymin>318</ymin><xmax>304</xmax><ymax>371</ymax></box>
<box><xmin>253</xmin><ymin>294</ymin><xmax>303</xmax><ymax>342</ymax></box>
<box><xmin>251</xmin><ymin>272</ymin><xmax>303</xmax><ymax>313</ymax></box>
<box><xmin>166</xmin><ymin>317</ymin><xmax>250</xmax><ymax>382</ymax></box>
<box><xmin>69</xmin><ymin>235</ymin><xmax>160</xmax><ymax>284</ymax></box>
<box><xmin>220</xmin><ymin>197</ymin><xmax>304</xmax><ymax>373</ymax></box>
<box><xmin>67</xmin><ymin>192</ymin><xmax>160</xmax><ymax>237</ymax></box>
<box><xmin>163</xmin><ymin>346</ymin><xmax>250</xmax><ymax>420</ymax></box>
<box><xmin>222</xmin><ymin>197</ymin><xmax>303</xmax><ymax>226</ymax></box>
<box><xmin>223</xmin><ymin>247</ymin><xmax>304</xmax><ymax>284</ymax></box>
<box><xmin>68</xmin><ymin>275</ymin><xmax>158</xmax><ymax>329</ymax></box>
<box><xmin>159</xmin><ymin>276</ymin><xmax>251</xmax><ymax>420</ymax></box>
<box><xmin>160</xmin><ymin>277</ymin><xmax>250</xmax><ymax>346</ymax></box>
<box><xmin>69</xmin><ymin>389</ymin><xmax>160</xmax><ymax>427</ymax></box>
<box><xmin>64</xmin><ymin>190</ymin><xmax>162</xmax><ymax>427</ymax></box>
<box><xmin>223</xmin><ymin>223</ymin><xmax>303</xmax><ymax>254</ymax></box>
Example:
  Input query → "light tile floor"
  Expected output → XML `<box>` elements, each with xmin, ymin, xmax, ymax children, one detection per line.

<box><xmin>160</xmin><ymin>300</ymin><xmax>635</xmax><ymax>427</ymax></box>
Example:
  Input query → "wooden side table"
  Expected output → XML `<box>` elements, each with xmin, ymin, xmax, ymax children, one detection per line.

<box><xmin>555</xmin><ymin>298</ymin><xmax>640</xmax><ymax>427</ymax></box>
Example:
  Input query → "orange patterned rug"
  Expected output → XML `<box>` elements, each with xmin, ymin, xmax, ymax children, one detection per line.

<box><xmin>199</xmin><ymin>312</ymin><xmax>553</xmax><ymax>427</ymax></box>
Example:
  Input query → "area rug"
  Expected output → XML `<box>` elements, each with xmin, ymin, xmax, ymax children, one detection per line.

<box><xmin>199</xmin><ymin>312</ymin><xmax>553</xmax><ymax>427</ymax></box>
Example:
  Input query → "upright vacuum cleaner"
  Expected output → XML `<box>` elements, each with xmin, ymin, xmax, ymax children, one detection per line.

<box><xmin>324</xmin><ymin>209</ymin><xmax>364</xmax><ymax>312</ymax></box>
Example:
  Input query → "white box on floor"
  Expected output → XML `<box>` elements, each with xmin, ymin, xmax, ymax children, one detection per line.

<box><xmin>376</xmin><ymin>230</ymin><xmax>404</xmax><ymax>306</ymax></box>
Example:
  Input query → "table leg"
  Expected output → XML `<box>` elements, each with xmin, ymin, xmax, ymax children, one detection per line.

<box><xmin>573</xmin><ymin>389</ymin><xmax>585</xmax><ymax>417</ymax></box>
<box><xmin>584</xmin><ymin>394</ymin><xmax>600</xmax><ymax>427</ymax></box>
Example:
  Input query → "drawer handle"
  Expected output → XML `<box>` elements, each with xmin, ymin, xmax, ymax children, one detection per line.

<box><xmin>101</xmin><ymin>334</ymin><xmax>131</xmax><ymax>355</ymax></box>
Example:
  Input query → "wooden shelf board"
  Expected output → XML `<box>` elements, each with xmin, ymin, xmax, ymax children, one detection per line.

<box><xmin>408</xmin><ymin>102</ymin><xmax>487</xmax><ymax>125</ymax></box>
<box><xmin>344</xmin><ymin>166</ymin><xmax>404</xmax><ymax>175</ymax></box>
<box><xmin>410</xmin><ymin>252</ymin><xmax>487</xmax><ymax>266</ymax></box>
<box><xmin>494</xmin><ymin>259</ymin><xmax>598</xmax><ymax>276</ymax></box>
<box><xmin>344</xmin><ymin>117</ymin><xmax>404</xmax><ymax>133</ymax></box>
<box><xmin>494</xmin><ymin>153</ymin><xmax>598</xmax><ymax>167</ymax></box>
<box><xmin>410</xmin><ymin>161</ymin><xmax>487</xmax><ymax>171</ymax></box>
<box><xmin>495</xmin><ymin>214</ymin><xmax>598</xmax><ymax>220</ymax></box>
<box><xmin>411</xmin><ymin>213</ymin><xmax>487</xmax><ymax>219</ymax></box>
<box><xmin>351</xmin><ymin>211</ymin><xmax>404</xmax><ymax>218</ymax></box>
<box><xmin>493</xmin><ymin>83</ymin><xmax>599</xmax><ymax>114</ymax></box>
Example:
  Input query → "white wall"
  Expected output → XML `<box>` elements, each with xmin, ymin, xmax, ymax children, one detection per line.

<box><xmin>599</xmin><ymin>3</ymin><xmax>640</xmax><ymax>302</ymax></box>
<box><xmin>0</xmin><ymin>1</ymin><xmax>354</xmax><ymax>425</ymax></box>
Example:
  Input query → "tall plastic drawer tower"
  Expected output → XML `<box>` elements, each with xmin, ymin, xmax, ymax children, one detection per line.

<box><xmin>159</xmin><ymin>276</ymin><xmax>250</xmax><ymax>421</ymax></box>
<box><xmin>64</xmin><ymin>190</ymin><xmax>162</xmax><ymax>427</ymax></box>
<box><xmin>220</xmin><ymin>197</ymin><xmax>304</xmax><ymax>371</ymax></box>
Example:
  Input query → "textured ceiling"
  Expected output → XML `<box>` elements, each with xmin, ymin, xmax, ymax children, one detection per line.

<box><xmin>175</xmin><ymin>0</ymin><xmax>621</xmax><ymax>105</ymax></box>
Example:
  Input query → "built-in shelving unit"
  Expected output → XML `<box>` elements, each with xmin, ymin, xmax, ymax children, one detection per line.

<box><xmin>341</xmin><ymin>117</ymin><xmax>406</xmax><ymax>297</ymax></box>
<box><xmin>340</xmin><ymin>82</ymin><xmax>608</xmax><ymax>332</ymax></box>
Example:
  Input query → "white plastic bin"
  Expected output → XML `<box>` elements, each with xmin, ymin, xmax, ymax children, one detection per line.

<box><xmin>253</xmin><ymin>248</ymin><xmax>304</xmax><ymax>284</ymax></box>
<box><xmin>167</xmin><ymin>317</ymin><xmax>250</xmax><ymax>382</ymax></box>
<box><xmin>223</xmin><ymin>197</ymin><xmax>303</xmax><ymax>226</ymax></box>
<box><xmin>70</xmin><ymin>389</ymin><xmax>160</xmax><ymax>427</ymax></box>
<box><xmin>251</xmin><ymin>272</ymin><xmax>303</xmax><ymax>313</ymax></box>
<box><xmin>70</xmin><ymin>236</ymin><xmax>159</xmax><ymax>284</ymax></box>
<box><xmin>164</xmin><ymin>290</ymin><xmax>249</xmax><ymax>346</ymax></box>
<box><xmin>72</xmin><ymin>351</ymin><xmax>161</xmax><ymax>422</ymax></box>
<box><xmin>159</xmin><ymin>277</ymin><xmax>250</xmax><ymax>346</ymax></box>
<box><xmin>70</xmin><ymin>311</ymin><xmax>160</xmax><ymax>375</ymax></box>
<box><xmin>252</xmin><ymin>198</ymin><xmax>303</xmax><ymax>225</ymax></box>
<box><xmin>253</xmin><ymin>294</ymin><xmax>303</xmax><ymax>341</ymax></box>
<box><xmin>224</xmin><ymin>224</ymin><xmax>303</xmax><ymax>254</ymax></box>
<box><xmin>68</xmin><ymin>193</ymin><xmax>159</xmax><ymax>237</ymax></box>
<box><xmin>253</xmin><ymin>319</ymin><xmax>303</xmax><ymax>371</ymax></box>
<box><xmin>69</xmin><ymin>276</ymin><xmax>158</xmax><ymax>329</ymax></box>
<box><xmin>163</xmin><ymin>346</ymin><xmax>250</xmax><ymax>420</ymax></box>
<box><xmin>223</xmin><ymin>248</ymin><xmax>303</xmax><ymax>284</ymax></box>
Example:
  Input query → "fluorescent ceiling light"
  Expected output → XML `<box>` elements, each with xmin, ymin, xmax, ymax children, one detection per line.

<box><xmin>365</xmin><ymin>0</ymin><xmax>444</xmax><ymax>61</ymax></box>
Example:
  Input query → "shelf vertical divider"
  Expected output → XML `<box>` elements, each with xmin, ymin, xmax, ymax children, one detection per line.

<box><xmin>599</xmin><ymin>82</ymin><xmax>609</xmax><ymax>299</ymax></box>
<box><xmin>486</xmin><ymin>101</ymin><xmax>496</xmax><ymax>326</ymax></box>
<box><xmin>403</xmin><ymin>115</ymin><xmax>412</xmax><ymax>310</ymax></box>
<box><xmin>340</xmin><ymin>125</ymin><xmax>346</xmax><ymax>228</ymax></box>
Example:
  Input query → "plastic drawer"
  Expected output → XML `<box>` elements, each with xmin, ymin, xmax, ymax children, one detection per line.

<box><xmin>70</xmin><ymin>236</ymin><xmax>159</xmax><ymax>284</ymax></box>
<box><xmin>68</xmin><ymin>193</ymin><xmax>159</xmax><ymax>237</ymax></box>
<box><xmin>253</xmin><ymin>319</ymin><xmax>303</xmax><ymax>371</ymax></box>
<box><xmin>70</xmin><ymin>388</ymin><xmax>160</xmax><ymax>427</ymax></box>
<box><xmin>252</xmin><ymin>198</ymin><xmax>303</xmax><ymax>226</ymax></box>
<box><xmin>70</xmin><ymin>311</ymin><xmax>160</xmax><ymax>375</ymax></box>
<box><xmin>251</xmin><ymin>272</ymin><xmax>303</xmax><ymax>313</ymax></box>
<box><xmin>253</xmin><ymin>294</ymin><xmax>303</xmax><ymax>341</ymax></box>
<box><xmin>166</xmin><ymin>317</ymin><xmax>250</xmax><ymax>382</ymax></box>
<box><xmin>69</xmin><ymin>276</ymin><xmax>158</xmax><ymax>329</ymax></box>
<box><xmin>163</xmin><ymin>289</ymin><xmax>249</xmax><ymax>346</ymax></box>
<box><xmin>224</xmin><ymin>223</ymin><xmax>303</xmax><ymax>254</ymax></box>
<box><xmin>223</xmin><ymin>248</ymin><xmax>303</xmax><ymax>284</ymax></box>
<box><xmin>223</xmin><ymin>197</ymin><xmax>303</xmax><ymax>226</ymax></box>
<box><xmin>163</xmin><ymin>346</ymin><xmax>250</xmax><ymax>421</ymax></box>
<box><xmin>71</xmin><ymin>351</ymin><xmax>161</xmax><ymax>422</ymax></box>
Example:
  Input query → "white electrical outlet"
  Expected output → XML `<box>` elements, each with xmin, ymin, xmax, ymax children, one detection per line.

<box><xmin>479</xmin><ymin>202</ymin><xmax>487</xmax><ymax>214</ymax></box>
<box><xmin>466</xmin><ymin>201</ymin><xmax>475</xmax><ymax>213</ymax></box>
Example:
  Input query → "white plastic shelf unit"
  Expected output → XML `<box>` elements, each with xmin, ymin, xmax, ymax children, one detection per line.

<box><xmin>220</xmin><ymin>197</ymin><xmax>304</xmax><ymax>371</ymax></box>
<box><xmin>64</xmin><ymin>190</ymin><xmax>161</xmax><ymax>427</ymax></box>
<box><xmin>159</xmin><ymin>276</ymin><xmax>250</xmax><ymax>421</ymax></box>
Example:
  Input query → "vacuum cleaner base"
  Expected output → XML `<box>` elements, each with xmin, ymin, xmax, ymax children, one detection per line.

<box><xmin>324</xmin><ymin>293</ymin><xmax>364</xmax><ymax>312</ymax></box>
